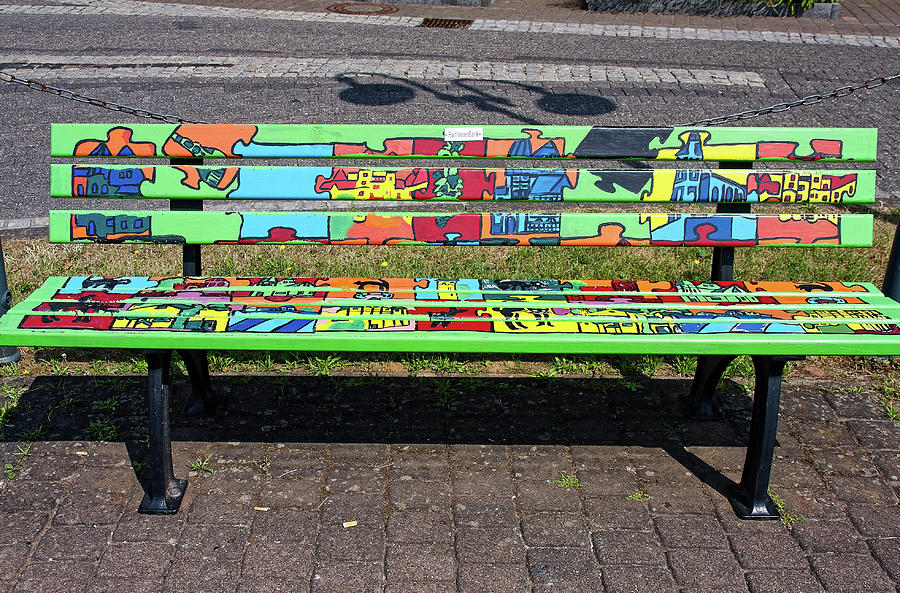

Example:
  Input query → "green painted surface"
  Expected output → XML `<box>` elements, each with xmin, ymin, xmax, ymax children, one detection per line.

<box><xmin>50</xmin><ymin>124</ymin><xmax>878</xmax><ymax>161</ymax></box>
<box><xmin>48</xmin><ymin>211</ymin><xmax>874</xmax><ymax>247</ymax></box>
<box><xmin>51</xmin><ymin>165</ymin><xmax>876</xmax><ymax>204</ymax></box>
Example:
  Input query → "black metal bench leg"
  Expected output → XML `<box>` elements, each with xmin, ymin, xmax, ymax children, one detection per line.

<box><xmin>685</xmin><ymin>355</ymin><xmax>736</xmax><ymax>419</ymax></box>
<box><xmin>178</xmin><ymin>349</ymin><xmax>218</xmax><ymax>415</ymax></box>
<box><xmin>139</xmin><ymin>350</ymin><xmax>187</xmax><ymax>514</ymax></box>
<box><xmin>728</xmin><ymin>354</ymin><xmax>803</xmax><ymax>520</ymax></box>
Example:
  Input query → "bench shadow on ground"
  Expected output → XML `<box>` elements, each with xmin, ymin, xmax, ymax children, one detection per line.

<box><xmin>4</xmin><ymin>355</ymin><xmax>756</xmax><ymax>502</ymax></box>
<box><xmin>335</xmin><ymin>74</ymin><xmax>618</xmax><ymax>121</ymax></box>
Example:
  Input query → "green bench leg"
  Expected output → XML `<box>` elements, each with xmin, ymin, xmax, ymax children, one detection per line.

<box><xmin>685</xmin><ymin>355</ymin><xmax>737</xmax><ymax>419</ymax></box>
<box><xmin>728</xmin><ymin>354</ymin><xmax>804</xmax><ymax>520</ymax></box>
<box><xmin>139</xmin><ymin>350</ymin><xmax>187</xmax><ymax>514</ymax></box>
<box><xmin>178</xmin><ymin>350</ymin><xmax>218</xmax><ymax>415</ymax></box>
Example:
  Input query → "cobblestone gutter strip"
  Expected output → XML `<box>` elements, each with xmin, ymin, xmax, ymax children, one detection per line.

<box><xmin>1</xmin><ymin>0</ymin><xmax>899</xmax><ymax>47</ymax></box>
<box><xmin>0</xmin><ymin>54</ymin><xmax>765</xmax><ymax>85</ymax></box>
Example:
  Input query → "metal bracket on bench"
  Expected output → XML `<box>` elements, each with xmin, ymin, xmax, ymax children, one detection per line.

<box><xmin>728</xmin><ymin>354</ymin><xmax>804</xmax><ymax>520</ymax></box>
<box><xmin>684</xmin><ymin>354</ymin><xmax>737</xmax><ymax>419</ymax></box>
<box><xmin>178</xmin><ymin>349</ymin><xmax>219</xmax><ymax>415</ymax></box>
<box><xmin>139</xmin><ymin>350</ymin><xmax>187</xmax><ymax>514</ymax></box>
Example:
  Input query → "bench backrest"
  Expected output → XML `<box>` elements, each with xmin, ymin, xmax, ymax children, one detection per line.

<box><xmin>48</xmin><ymin>124</ymin><xmax>889</xmax><ymax>286</ymax></box>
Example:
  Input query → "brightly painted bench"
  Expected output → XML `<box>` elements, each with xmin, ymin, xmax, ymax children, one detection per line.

<box><xmin>0</xmin><ymin>123</ymin><xmax>898</xmax><ymax>518</ymax></box>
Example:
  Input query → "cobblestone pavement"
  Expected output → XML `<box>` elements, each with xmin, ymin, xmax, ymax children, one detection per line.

<box><xmin>2</xmin><ymin>0</ymin><xmax>899</xmax><ymax>46</ymax></box>
<box><xmin>0</xmin><ymin>372</ymin><xmax>898</xmax><ymax>592</ymax></box>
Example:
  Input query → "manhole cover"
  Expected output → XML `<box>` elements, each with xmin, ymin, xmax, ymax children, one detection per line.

<box><xmin>418</xmin><ymin>17</ymin><xmax>474</xmax><ymax>28</ymax></box>
<box><xmin>326</xmin><ymin>2</ymin><xmax>399</xmax><ymax>14</ymax></box>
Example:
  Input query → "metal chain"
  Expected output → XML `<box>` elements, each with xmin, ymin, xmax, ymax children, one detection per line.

<box><xmin>684</xmin><ymin>72</ymin><xmax>900</xmax><ymax>126</ymax></box>
<box><xmin>0</xmin><ymin>71</ymin><xmax>209</xmax><ymax>124</ymax></box>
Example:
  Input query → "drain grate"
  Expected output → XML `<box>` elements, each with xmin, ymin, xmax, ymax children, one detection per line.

<box><xmin>418</xmin><ymin>18</ymin><xmax>474</xmax><ymax>28</ymax></box>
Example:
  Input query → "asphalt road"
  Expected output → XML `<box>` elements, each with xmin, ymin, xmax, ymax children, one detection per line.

<box><xmin>1</xmin><ymin>10</ymin><xmax>899</xmax><ymax>222</ymax></box>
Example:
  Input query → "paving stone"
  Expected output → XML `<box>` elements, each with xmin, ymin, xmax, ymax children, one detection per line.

<box><xmin>823</xmin><ymin>390</ymin><xmax>887</xmax><ymax>420</ymax></box>
<box><xmin>388</xmin><ymin>479</ymin><xmax>449</xmax><ymax>511</ymax></box>
<box><xmin>810</xmin><ymin>554</ymin><xmax>895</xmax><ymax>593</ymax></box>
<box><xmin>326</xmin><ymin>465</ymin><xmax>386</xmax><ymax>495</ymax></box>
<box><xmin>452</xmin><ymin>467</ymin><xmax>513</xmax><ymax>497</ymax></box>
<box><xmin>630</xmin><ymin>455</ymin><xmax>703</xmax><ymax>487</ymax></box>
<box><xmin>386</xmin><ymin>511</ymin><xmax>452</xmax><ymax>545</ymax></box>
<box><xmin>870</xmin><ymin>451</ymin><xmax>900</xmax><ymax>484</ymax></box>
<box><xmin>17</xmin><ymin>453</ymin><xmax>81</xmax><ymax>482</ymax></box>
<box><xmin>34</xmin><ymin>524</ymin><xmax>114</xmax><ymax>562</ymax></box>
<box><xmin>0</xmin><ymin>511</ymin><xmax>49</xmax><ymax>545</ymax></box>
<box><xmin>791</xmin><ymin>421</ymin><xmax>859</xmax><ymax>449</ymax></box>
<box><xmin>384</xmin><ymin>582</ymin><xmax>453</xmax><ymax>593</ymax></box>
<box><xmin>520</xmin><ymin>511</ymin><xmax>589</xmax><ymax>548</ymax></box>
<box><xmin>845</xmin><ymin>420</ymin><xmax>900</xmax><ymax>451</ymax></box>
<box><xmin>514</xmin><ymin>480</ymin><xmax>582</xmax><ymax>512</ymax></box>
<box><xmin>869</xmin><ymin>539</ymin><xmax>900</xmax><ymax>581</ymax></box>
<box><xmin>601</xmin><ymin>565</ymin><xmax>677</xmax><ymax>593</ymax></box>
<box><xmin>776</xmin><ymin>487</ymin><xmax>844</xmax><ymax>519</ymax></box>
<box><xmin>258</xmin><ymin>478</ymin><xmax>322</xmax><ymax>509</ymax></box>
<box><xmin>321</xmin><ymin>494</ymin><xmax>385</xmax><ymax>529</ymax></box>
<box><xmin>454</xmin><ymin>496</ymin><xmax>517</xmax><ymax>528</ymax></box>
<box><xmin>812</xmin><ymin>450</ymin><xmax>880</xmax><ymax>478</ymax></box>
<box><xmin>791</xmin><ymin>518</ymin><xmax>869</xmax><ymax>554</ymax></box>
<box><xmin>316</xmin><ymin>526</ymin><xmax>383</xmax><ymax>561</ymax></box>
<box><xmin>13</xmin><ymin>561</ymin><xmax>97</xmax><ymax>593</ymax></box>
<box><xmin>236</xmin><ymin>579</ymin><xmax>309</xmax><ymax>593</ymax></box>
<box><xmin>510</xmin><ymin>450</ymin><xmax>573</xmax><ymax>481</ymax></box>
<box><xmin>645</xmin><ymin>486</ymin><xmax>717</xmax><ymax>514</ymax></box>
<box><xmin>825</xmin><ymin>475</ymin><xmax>898</xmax><ymax>505</ymax></box>
<box><xmin>96</xmin><ymin>542</ymin><xmax>175</xmax><ymax>580</ymax></box>
<box><xmin>746</xmin><ymin>570</ymin><xmax>825</xmax><ymax>593</ymax></box>
<box><xmin>267</xmin><ymin>447</ymin><xmax>326</xmax><ymax>480</ymax></box>
<box><xmin>165</xmin><ymin>557</ymin><xmax>240</xmax><ymax>593</ymax></box>
<box><xmin>770</xmin><ymin>457</ymin><xmax>826</xmax><ymax>490</ymax></box>
<box><xmin>847</xmin><ymin>505</ymin><xmax>900</xmax><ymax>538</ymax></box>
<box><xmin>583</xmin><ymin>496</ymin><xmax>654</xmax><ymax>531</ymax></box>
<box><xmin>250</xmin><ymin>509</ymin><xmax>317</xmax><ymax>544</ymax></box>
<box><xmin>186</xmin><ymin>487</ymin><xmax>257</xmax><ymax>525</ymax></box>
<box><xmin>242</xmin><ymin>541</ymin><xmax>314</xmax><ymax>582</ymax></box>
<box><xmin>451</xmin><ymin>445</ymin><xmax>508</xmax><ymax>468</ymax></box>
<box><xmin>728</xmin><ymin>530</ymin><xmax>808</xmax><ymax>570</ymax></box>
<box><xmin>576</xmin><ymin>467</ymin><xmax>640</xmax><ymax>497</ymax></box>
<box><xmin>310</xmin><ymin>560</ymin><xmax>383</xmax><ymax>593</ymax></box>
<box><xmin>0</xmin><ymin>481</ymin><xmax>66</xmax><ymax>512</ymax></box>
<box><xmin>390</xmin><ymin>452</ymin><xmax>449</xmax><ymax>482</ymax></box>
<box><xmin>667</xmin><ymin>548</ymin><xmax>747</xmax><ymax>590</ymax></box>
<box><xmin>782</xmin><ymin>391</ymin><xmax>840</xmax><ymax>422</ymax></box>
<box><xmin>329</xmin><ymin>444</ymin><xmax>389</xmax><ymax>466</ymax></box>
<box><xmin>456</xmin><ymin>527</ymin><xmax>525</xmax><ymax>563</ymax></box>
<box><xmin>87</xmin><ymin>579</ymin><xmax>165</xmax><ymax>593</ymax></box>
<box><xmin>458</xmin><ymin>563</ymin><xmax>529</xmax><ymax>593</ymax></box>
<box><xmin>527</xmin><ymin>547</ymin><xmax>603</xmax><ymax>588</ymax></box>
<box><xmin>592</xmin><ymin>530</ymin><xmax>666</xmax><ymax>565</ymax></box>
<box><xmin>569</xmin><ymin>446</ymin><xmax>632</xmax><ymax>471</ymax></box>
<box><xmin>0</xmin><ymin>544</ymin><xmax>30</xmax><ymax>579</ymax></box>
<box><xmin>176</xmin><ymin>524</ymin><xmax>247</xmax><ymax>561</ymax></box>
<box><xmin>654</xmin><ymin>514</ymin><xmax>728</xmax><ymax>549</ymax></box>
<box><xmin>211</xmin><ymin>442</ymin><xmax>270</xmax><ymax>465</ymax></box>
<box><xmin>386</xmin><ymin>543</ymin><xmax>455</xmax><ymax>581</ymax></box>
<box><xmin>112</xmin><ymin>512</ymin><xmax>184</xmax><ymax>543</ymax></box>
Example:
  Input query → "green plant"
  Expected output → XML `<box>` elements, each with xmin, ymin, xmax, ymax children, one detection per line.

<box><xmin>401</xmin><ymin>354</ymin><xmax>429</xmax><ymax>376</ymax></box>
<box><xmin>639</xmin><ymin>354</ymin><xmax>664</xmax><ymax>377</ymax></box>
<box><xmin>530</xmin><ymin>369</ymin><xmax>558</xmax><ymax>378</ymax></box>
<box><xmin>92</xmin><ymin>395</ymin><xmax>119</xmax><ymax>412</ymax></box>
<box><xmin>663</xmin><ymin>422</ymin><xmax>686</xmax><ymax>438</ymax></box>
<box><xmin>307</xmin><ymin>355</ymin><xmax>347</xmax><ymax>376</ymax></box>
<box><xmin>87</xmin><ymin>418</ymin><xmax>119</xmax><ymax>442</ymax></box>
<box><xmin>433</xmin><ymin>380</ymin><xmax>456</xmax><ymax>409</ymax></box>
<box><xmin>552</xmin><ymin>473</ymin><xmax>582</xmax><ymax>489</ymax></box>
<box><xmin>626</xmin><ymin>490</ymin><xmax>650</xmax><ymax>501</ymax></box>
<box><xmin>17</xmin><ymin>425</ymin><xmax>48</xmax><ymax>441</ymax></box>
<box><xmin>131</xmin><ymin>461</ymin><xmax>144</xmax><ymax>473</ymax></box>
<box><xmin>672</xmin><ymin>355</ymin><xmax>697</xmax><ymax>376</ymax></box>
<box><xmin>768</xmin><ymin>487</ymin><xmax>805</xmax><ymax>528</ymax></box>
<box><xmin>3</xmin><ymin>444</ymin><xmax>32</xmax><ymax>480</ymax></box>
<box><xmin>188</xmin><ymin>454</ymin><xmax>214</xmax><ymax>474</ymax></box>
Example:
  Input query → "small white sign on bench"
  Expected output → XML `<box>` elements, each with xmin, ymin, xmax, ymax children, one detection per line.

<box><xmin>443</xmin><ymin>127</ymin><xmax>483</xmax><ymax>142</ymax></box>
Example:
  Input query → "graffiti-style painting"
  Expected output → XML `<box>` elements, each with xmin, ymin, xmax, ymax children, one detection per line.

<box><xmin>52</xmin><ymin>124</ymin><xmax>878</xmax><ymax>162</ymax></box>
<box><xmin>53</xmin><ymin>165</ymin><xmax>874</xmax><ymax>204</ymax></box>
<box><xmin>13</xmin><ymin>277</ymin><xmax>900</xmax><ymax>337</ymax></box>
<box><xmin>53</xmin><ymin>211</ymin><xmax>872</xmax><ymax>247</ymax></box>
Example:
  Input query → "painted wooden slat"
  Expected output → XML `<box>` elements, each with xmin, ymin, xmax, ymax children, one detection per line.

<box><xmin>51</xmin><ymin>165</ymin><xmax>876</xmax><ymax>204</ymax></box>
<box><xmin>50</xmin><ymin>124</ymin><xmax>878</xmax><ymax>162</ymax></box>
<box><xmin>35</xmin><ymin>276</ymin><xmax>888</xmax><ymax>297</ymax></box>
<box><xmin>48</xmin><ymin>211</ymin><xmax>874</xmax><ymax>247</ymax></box>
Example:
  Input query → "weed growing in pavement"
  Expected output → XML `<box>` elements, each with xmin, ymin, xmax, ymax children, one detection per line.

<box><xmin>208</xmin><ymin>353</ymin><xmax>236</xmax><ymax>372</ymax></box>
<box><xmin>433</xmin><ymin>380</ymin><xmax>456</xmax><ymax>409</ymax></box>
<box><xmin>87</xmin><ymin>418</ymin><xmax>119</xmax><ymax>442</ymax></box>
<box><xmin>17</xmin><ymin>425</ymin><xmax>47</xmax><ymax>441</ymax></box>
<box><xmin>3</xmin><ymin>444</ymin><xmax>32</xmax><ymax>480</ymax></box>
<box><xmin>663</xmin><ymin>422</ymin><xmax>687</xmax><ymax>438</ymax></box>
<box><xmin>307</xmin><ymin>355</ymin><xmax>347</xmax><ymax>377</ymax></box>
<box><xmin>640</xmin><ymin>354</ymin><xmax>664</xmax><ymax>377</ymax></box>
<box><xmin>45</xmin><ymin>357</ymin><xmax>71</xmax><ymax>375</ymax></box>
<box><xmin>0</xmin><ymin>363</ymin><xmax>22</xmax><ymax>378</ymax></box>
<box><xmin>92</xmin><ymin>395</ymin><xmax>119</xmax><ymax>412</ymax></box>
<box><xmin>768</xmin><ymin>487</ymin><xmax>805</xmax><ymax>528</ymax></box>
<box><xmin>878</xmin><ymin>379</ymin><xmax>900</xmax><ymax>421</ymax></box>
<box><xmin>552</xmin><ymin>473</ymin><xmax>582</xmax><ymax>489</ymax></box>
<box><xmin>188</xmin><ymin>454</ymin><xmax>214</xmax><ymax>474</ymax></box>
<box><xmin>530</xmin><ymin>369</ymin><xmax>558</xmax><ymax>378</ymax></box>
<box><xmin>626</xmin><ymin>490</ymin><xmax>651</xmax><ymax>501</ymax></box>
<box><xmin>131</xmin><ymin>461</ymin><xmax>144</xmax><ymax>473</ymax></box>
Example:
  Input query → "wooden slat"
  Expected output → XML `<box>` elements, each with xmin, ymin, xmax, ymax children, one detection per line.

<box><xmin>50</xmin><ymin>124</ymin><xmax>878</xmax><ymax>162</ymax></box>
<box><xmin>48</xmin><ymin>211</ymin><xmax>874</xmax><ymax>247</ymax></box>
<box><xmin>51</xmin><ymin>165</ymin><xmax>876</xmax><ymax>204</ymax></box>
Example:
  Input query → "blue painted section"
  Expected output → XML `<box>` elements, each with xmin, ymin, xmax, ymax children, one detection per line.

<box><xmin>233</xmin><ymin>142</ymin><xmax>334</xmax><ymax>158</ymax></box>
<box><xmin>231</xmin><ymin>168</ymin><xmax>330</xmax><ymax>199</ymax></box>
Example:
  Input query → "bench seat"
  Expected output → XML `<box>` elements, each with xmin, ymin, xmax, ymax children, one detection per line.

<box><xmin>2</xmin><ymin>276</ymin><xmax>898</xmax><ymax>355</ymax></box>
